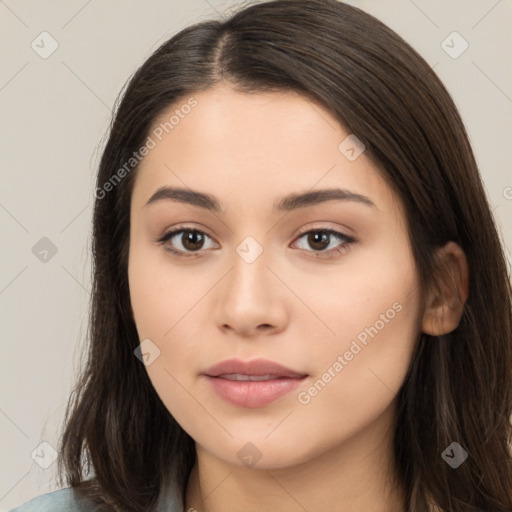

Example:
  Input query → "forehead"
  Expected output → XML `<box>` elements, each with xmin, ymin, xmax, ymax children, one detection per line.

<box><xmin>131</xmin><ymin>85</ymin><xmax>399</xmax><ymax>216</ymax></box>
<box><xmin>147</xmin><ymin>85</ymin><xmax>342</xmax><ymax>162</ymax></box>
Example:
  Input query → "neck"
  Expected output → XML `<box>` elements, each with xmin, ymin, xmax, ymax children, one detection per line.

<box><xmin>184</xmin><ymin>402</ymin><xmax>406</xmax><ymax>512</ymax></box>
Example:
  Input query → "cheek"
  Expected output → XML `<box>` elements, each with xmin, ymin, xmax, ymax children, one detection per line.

<box><xmin>292</xmin><ymin>233</ymin><xmax>420</xmax><ymax>346</ymax></box>
<box><xmin>289</xmin><ymin>294</ymin><xmax>420</xmax><ymax>459</ymax></box>
<box><xmin>128</xmin><ymin>234</ymin><xmax>200</xmax><ymax>339</ymax></box>
<box><xmin>128</xmin><ymin>242</ymin><xmax>205</xmax><ymax>422</ymax></box>
<box><xmin>294</xmin><ymin>237</ymin><xmax>421</xmax><ymax>395</ymax></box>
<box><xmin>127</xmin><ymin>236</ymin><xmax>208</xmax><ymax>389</ymax></box>
<box><xmin>296</xmin><ymin>305</ymin><xmax>418</xmax><ymax>449</ymax></box>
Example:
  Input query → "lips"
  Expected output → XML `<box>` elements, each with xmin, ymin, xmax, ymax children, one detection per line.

<box><xmin>202</xmin><ymin>358</ymin><xmax>308</xmax><ymax>408</ymax></box>
<box><xmin>217</xmin><ymin>374</ymin><xmax>283</xmax><ymax>381</ymax></box>
<box><xmin>203</xmin><ymin>358</ymin><xmax>307</xmax><ymax>379</ymax></box>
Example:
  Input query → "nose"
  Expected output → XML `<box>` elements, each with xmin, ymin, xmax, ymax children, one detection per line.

<box><xmin>212</xmin><ymin>245</ymin><xmax>289</xmax><ymax>338</ymax></box>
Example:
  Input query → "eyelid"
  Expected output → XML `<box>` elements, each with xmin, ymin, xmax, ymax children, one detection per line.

<box><xmin>155</xmin><ymin>222</ymin><xmax>214</xmax><ymax>241</ymax></box>
<box><xmin>293</xmin><ymin>224</ymin><xmax>355</xmax><ymax>241</ymax></box>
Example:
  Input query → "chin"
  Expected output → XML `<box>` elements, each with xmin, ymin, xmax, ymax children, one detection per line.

<box><xmin>195</xmin><ymin>429</ymin><xmax>322</xmax><ymax>470</ymax></box>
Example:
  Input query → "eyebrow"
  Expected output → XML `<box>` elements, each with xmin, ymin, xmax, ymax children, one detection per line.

<box><xmin>144</xmin><ymin>186</ymin><xmax>376</xmax><ymax>212</ymax></box>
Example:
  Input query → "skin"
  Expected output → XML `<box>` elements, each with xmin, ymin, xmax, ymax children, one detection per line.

<box><xmin>127</xmin><ymin>83</ymin><xmax>468</xmax><ymax>512</ymax></box>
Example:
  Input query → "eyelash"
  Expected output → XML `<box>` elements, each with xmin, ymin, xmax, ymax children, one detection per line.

<box><xmin>156</xmin><ymin>225</ymin><xmax>356</xmax><ymax>259</ymax></box>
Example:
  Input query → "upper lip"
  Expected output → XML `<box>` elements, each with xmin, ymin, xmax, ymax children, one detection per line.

<box><xmin>203</xmin><ymin>358</ymin><xmax>307</xmax><ymax>378</ymax></box>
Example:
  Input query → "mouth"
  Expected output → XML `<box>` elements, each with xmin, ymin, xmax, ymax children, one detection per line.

<box><xmin>202</xmin><ymin>358</ymin><xmax>308</xmax><ymax>408</ymax></box>
<box><xmin>203</xmin><ymin>358</ymin><xmax>308</xmax><ymax>379</ymax></box>
<box><xmin>216</xmin><ymin>373</ymin><xmax>293</xmax><ymax>381</ymax></box>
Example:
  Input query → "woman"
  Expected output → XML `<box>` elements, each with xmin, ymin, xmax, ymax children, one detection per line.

<box><xmin>11</xmin><ymin>0</ymin><xmax>512</xmax><ymax>510</ymax></box>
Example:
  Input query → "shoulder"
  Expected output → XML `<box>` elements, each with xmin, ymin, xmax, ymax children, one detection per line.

<box><xmin>9</xmin><ymin>488</ymin><xmax>91</xmax><ymax>512</ymax></box>
<box><xmin>9</xmin><ymin>485</ymin><xmax>184</xmax><ymax>512</ymax></box>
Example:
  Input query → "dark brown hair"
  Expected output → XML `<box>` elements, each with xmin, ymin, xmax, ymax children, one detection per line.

<box><xmin>57</xmin><ymin>1</ymin><xmax>512</xmax><ymax>510</ymax></box>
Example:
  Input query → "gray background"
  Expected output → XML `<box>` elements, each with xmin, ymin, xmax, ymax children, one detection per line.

<box><xmin>1</xmin><ymin>0</ymin><xmax>511</xmax><ymax>509</ymax></box>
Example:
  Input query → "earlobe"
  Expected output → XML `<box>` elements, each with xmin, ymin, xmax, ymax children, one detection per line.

<box><xmin>421</xmin><ymin>241</ymin><xmax>469</xmax><ymax>336</ymax></box>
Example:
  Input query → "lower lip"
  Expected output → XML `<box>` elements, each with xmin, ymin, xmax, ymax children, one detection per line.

<box><xmin>204</xmin><ymin>375</ymin><xmax>306</xmax><ymax>408</ymax></box>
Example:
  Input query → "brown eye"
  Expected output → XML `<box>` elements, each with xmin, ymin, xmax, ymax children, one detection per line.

<box><xmin>157</xmin><ymin>228</ymin><xmax>216</xmax><ymax>257</ymax></box>
<box><xmin>157</xmin><ymin>226</ymin><xmax>355</xmax><ymax>259</ymax></box>
<box><xmin>306</xmin><ymin>231</ymin><xmax>330</xmax><ymax>251</ymax></box>
<box><xmin>180</xmin><ymin>230</ymin><xmax>206</xmax><ymax>251</ymax></box>
<box><xmin>293</xmin><ymin>228</ymin><xmax>355</xmax><ymax>256</ymax></box>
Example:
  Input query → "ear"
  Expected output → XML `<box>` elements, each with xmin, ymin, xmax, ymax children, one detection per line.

<box><xmin>421</xmin><ymin>241</ymin><xmax>469</xmax><ymax>336</ymax></box>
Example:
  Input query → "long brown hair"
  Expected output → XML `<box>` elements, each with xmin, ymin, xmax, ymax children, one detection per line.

<box><xmin>57</xmin><ymin>1</ymin><xmax>512</xmax><ymax>510</ymax></box>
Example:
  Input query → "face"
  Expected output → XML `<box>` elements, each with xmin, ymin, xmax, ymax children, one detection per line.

<box><xmin>128</xmin><ymin>84</ymin><xmax>424</xmax><ymax>469</ymax></box>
